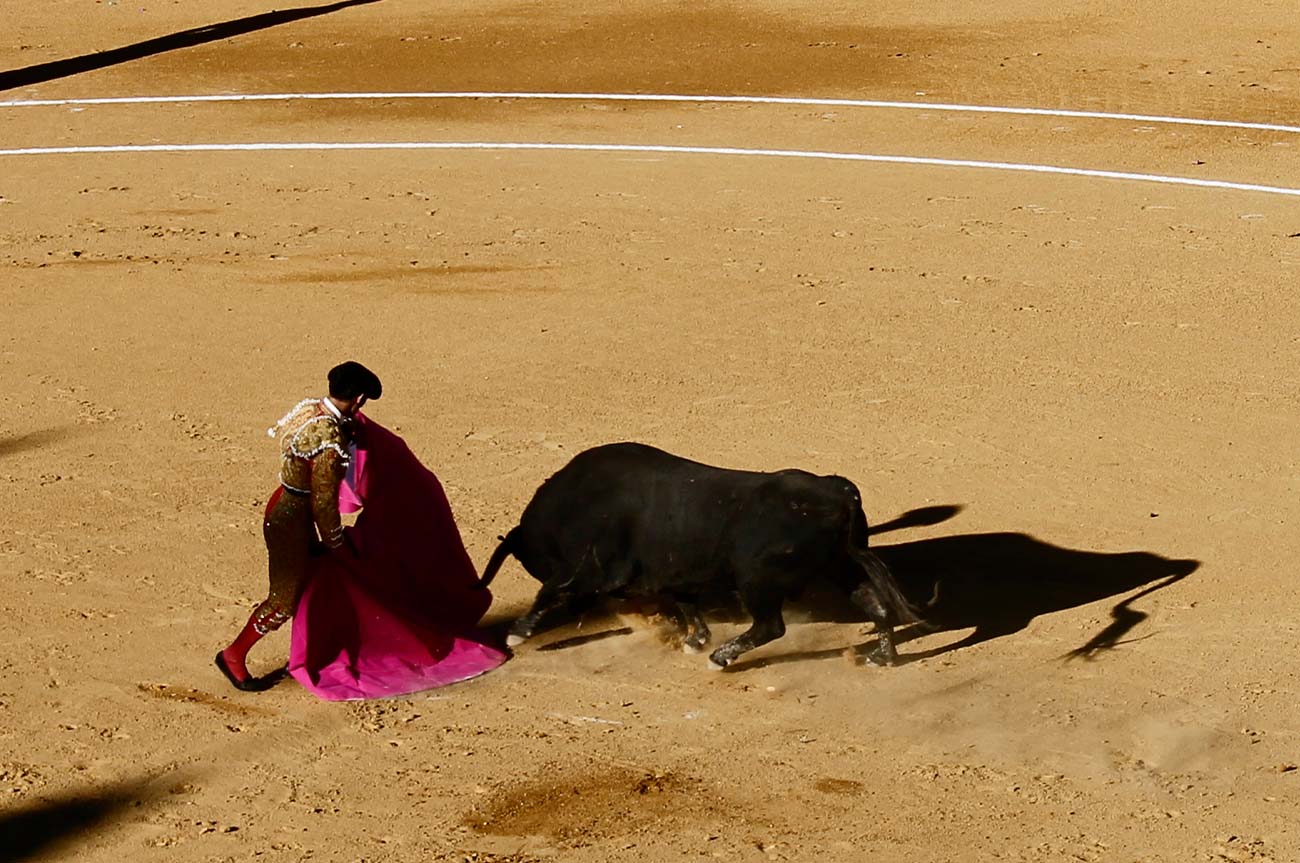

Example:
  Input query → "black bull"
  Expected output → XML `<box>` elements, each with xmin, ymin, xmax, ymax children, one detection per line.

<box><xmin>479</xmin><ymin>443</ymin><xmax>923</xmax><ymax>669</ymax></box>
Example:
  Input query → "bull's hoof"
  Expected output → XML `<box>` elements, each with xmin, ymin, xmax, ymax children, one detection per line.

<box><xmin>681</xmin><ymin>642</ymin><xmax>703</xmax><ymax>655</ymax></box>
<box><xmin>864</xmin><ymin>649</ymin><xmax>895</xmax><ymax>667</ymax></box>
<box><xmin>705</xmin><ymin>650</ymin><xmax>730</xmax><ymax>671</ymax></box>
<box><xmin>506</xmin><ymin>633</ymin><xmax>528</xmax><ymax>647</ymax></box>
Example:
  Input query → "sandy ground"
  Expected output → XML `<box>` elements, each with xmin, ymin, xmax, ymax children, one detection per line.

<box><xmin>3</xmin><ymin>1</ymin><xmax>1300</xmax><ymax>861</ymax></box>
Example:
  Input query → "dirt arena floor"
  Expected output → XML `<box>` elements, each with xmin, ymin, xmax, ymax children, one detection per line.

<box><xmin>4</xmin><ymin>1</ymin><xmax>1300</xmax><ymax>861</ymax></box>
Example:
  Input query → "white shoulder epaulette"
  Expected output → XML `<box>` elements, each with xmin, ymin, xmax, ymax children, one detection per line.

<box><xmin>266</xmin><ymin>397</ymin><xmax>316</xmax><ymax>438</ymax></box>
<box><xmin>287</xmin><ymin>415</ymin><xmax>350</xmax><ymax>463</ymax></box>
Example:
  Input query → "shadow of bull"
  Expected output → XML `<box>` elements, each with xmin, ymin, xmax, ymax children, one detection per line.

<box><xmin>875</xmin><ymin>529</ymin><xmax>1199</xmax><ymax>662</ymax></box>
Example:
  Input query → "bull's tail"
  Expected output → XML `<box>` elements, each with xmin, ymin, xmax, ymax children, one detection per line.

<box><xmin>847</xmin><ymin>544</ymin><xmax>925</xmax><ymax>625</ymax></box>
<box><xmin>478</xmin><ymin>528</ymin><xmax>519</xmax><ymax>589</ymax></box>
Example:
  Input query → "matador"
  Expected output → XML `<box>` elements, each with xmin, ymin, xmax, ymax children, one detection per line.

<box><xmin>216</xmin><ymin>361</ymin><xmax>383</xmax><ymax>691</ymax></box>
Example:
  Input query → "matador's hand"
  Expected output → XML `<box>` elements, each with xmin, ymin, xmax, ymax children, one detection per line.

<box><xmin>329</xmin><ymin>530</ymin><xmax>360</xmax><ymax>560</ymax></box>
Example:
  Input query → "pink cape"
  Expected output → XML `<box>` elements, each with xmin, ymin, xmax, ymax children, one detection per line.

<box><xmin>288</xmin><ymin>413</ymin><xmax>508</xmax><ymax>700</ymax></box>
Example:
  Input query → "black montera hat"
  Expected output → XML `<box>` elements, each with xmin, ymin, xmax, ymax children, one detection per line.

<box><xmin>327</xmin><ymin>361</ymin><xmax>382</xmax><ymax>400</ymax></box>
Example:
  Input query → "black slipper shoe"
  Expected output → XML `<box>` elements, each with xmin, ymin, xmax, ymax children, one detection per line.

<box><xmin>214</xmin><ymin>651</ymin><xmax>280</xmax><ymax>692</ymax></box>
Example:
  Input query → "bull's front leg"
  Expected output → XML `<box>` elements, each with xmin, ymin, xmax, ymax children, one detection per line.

<box><xmin>849</xmin><ymin>583</ymin><xmax>897</xmax><ymax>666</ymax></box>
<box><xmin>706</xmin><ymin>594</ymin><xmax>785</xmax><ymax>670</ymax></box>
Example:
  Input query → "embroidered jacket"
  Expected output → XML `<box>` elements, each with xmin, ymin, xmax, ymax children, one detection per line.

<box><xmin>268</xmin><ymin>398</ymin><xmax>352</xmax><ymax>547</ymax></box>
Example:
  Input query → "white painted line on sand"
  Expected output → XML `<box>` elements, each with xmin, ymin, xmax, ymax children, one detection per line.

<box><xmin>1</xmin><ymin>90</ymin><xmax>1298</xmax><ymax>135</ymax></box>
<box><xmin>0</xmin><ymin>140</ymin><xmax>1296</xmax><ymax>198</ymax></box>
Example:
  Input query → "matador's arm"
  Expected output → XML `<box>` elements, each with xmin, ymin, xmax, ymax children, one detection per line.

<box><xmin>311</xmin><ymin>447</ymin><xmax>348</xmax><ymax>548</ymax></box>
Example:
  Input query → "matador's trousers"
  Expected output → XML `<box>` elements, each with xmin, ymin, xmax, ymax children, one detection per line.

<box><xmin>249</xmin><ymin>486</ymin><xmax>317</xmax><ymax>634</ymax></box>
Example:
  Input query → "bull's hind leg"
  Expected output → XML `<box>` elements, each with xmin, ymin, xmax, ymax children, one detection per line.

<box><xmin>508</xmin><ymin>582</ymin><xmax>577</xmax><ymax>646</ymax></box>
<box><xmin>706</xmin><ymin>592</ymin><xmax>785</xmax><ymax>670</ymax></box>
<box><xmin>664</xmin><ymin>599</ymin><xmax>712</xmax><ymax>653</ymax></box>
<box><xmin>680</xmin><ymin>602</ymin><xmax>712</xmax><ymax>653</ymax></box>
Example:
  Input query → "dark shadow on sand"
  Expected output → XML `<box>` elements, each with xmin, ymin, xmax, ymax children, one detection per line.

<box><xmin>0</xmin><ymin>0</ymin><xmax>381</xmax><ymax>92</ymax></box>
<box><xmin>0</xmin><ymin>777</ymin><xmax>163</xmax><ymax>863</ymax></box>
<box><xmin>732</xmin><ymin>527</ymin><xmax>1197</xmax><ymax>670</ymax></box>
<box><xmin>1061</xmin><ymin>573</ymin><xmax>1187</xmax><ymax>661</ymax></box>
<box><xmin>537</xmin><ymin>626</ymin><xmax>635</xmax><ymax>652</ymax></box>
<box><xmin>0</xmin><ymin>428</ymin><xmax>73</xmax><ymax>459</ymax></box>
<box><xmin>877</xmin><ymin>531</ymin><xmax>1198</xmax><ymax>661</ymax></box>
